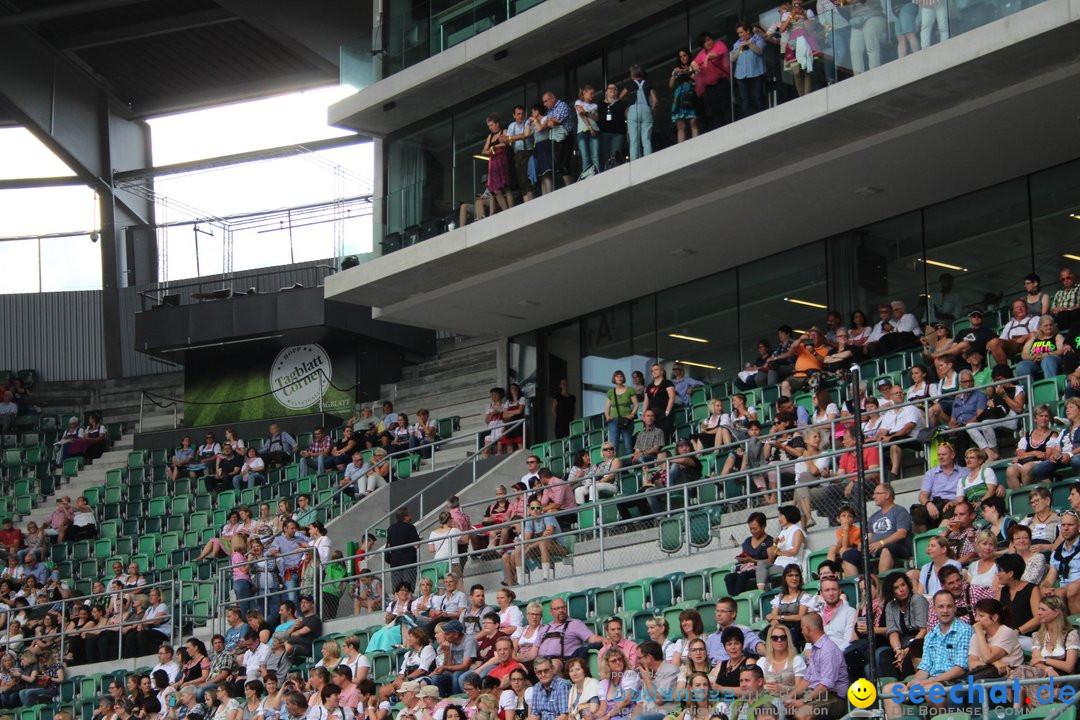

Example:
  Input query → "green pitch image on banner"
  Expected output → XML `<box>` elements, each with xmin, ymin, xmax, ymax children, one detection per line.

<box><xmin>185</xmin><ymin>344</ymin><xmax>353</xmax><ymax>426</ymax></box>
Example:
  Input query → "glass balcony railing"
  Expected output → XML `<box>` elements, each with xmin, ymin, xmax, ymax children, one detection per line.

<box><xmin>377</xmin><ymin>0</ymin><xmax>547</xmax><ymax>78</ymax></box>
<box><xmin>373</xmin><ymin>0</ymin><xmax>1045</xmax><ymax>257</ymax></box>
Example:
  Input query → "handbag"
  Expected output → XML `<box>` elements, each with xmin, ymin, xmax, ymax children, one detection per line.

<box><xmin>968</xmin><ymin>663</ymin><xmax>1001</xmax><ymax>681</ymax></box>
<box><xmin>612</xmin><ymin>389</ymin><xmax>633</xmax><ymax>430</ymax></box>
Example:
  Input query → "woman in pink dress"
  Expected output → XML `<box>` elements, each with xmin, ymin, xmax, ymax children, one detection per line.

<box><xmin>482</xmin><ymin>114</ymin><xmax>514</xmax><ymax>216</ymax></box>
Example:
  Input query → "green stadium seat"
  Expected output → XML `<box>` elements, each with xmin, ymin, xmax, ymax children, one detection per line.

<box><xmin>688</xmin><ymin>510</ymin><xmax>711</xmax><ymax>548</ymax></box>
<box><xmin>93</xmin><ymin>538</ymin><xmax>114</xmax><ymax>558</ymax></box>
<box><xmin>912</xmin><ymin>530</ymin><xmax>941</xmax><ymax>567</ymax></box>
<box><xmin>3</xmin><ymin>448</ymin><xmax>21</xmax><ymax>467</ymax></box>
<box><xmin>594</xmin><ymin>584</ymin><xmax>620</xmax><ymax>619</ymax></box>
<box><xmin>659</xmin><ymin>517</ymin><xmax>684</xmax><ymax>554</ymax></box>
<box><xmin>807</xmin><ymin>548</ymin><xmax>831</xmax><ymax>578</ymax></box>
<box><xmin>138</xmin><ymin>534</ymin><xmax>158</xmax><ymax>555</ymax></box>
<box><xmin>160</xmin><ymin>532</ymin><xmax>181</xmax><ymax>553</ymax></box>
<box><xmin>680</xmin><ymin>571</ymin><xmax>709</xmax><ymax>603</ymax></box>
<box><xmin>190</xmin><ymin>511</ymin><xmax>211</xmax><ymax>533</ymax></box>
<box><xmin>14</xmin><ymin>495</ymin><xmax>32</xmax><ymax>515</ymax></box>
<box><xmin>650</xmin><ymin>573</ymin><xmax>683</xmax><ymax>608</ymax></box>
<box><xmin>732</xmin><ymin>590</ymin><xmax>758</xmax><ymax>625</ymax></box>
<box><xmin>127</xmin><ymin>451</ymin><xmax>148</xmax><ymax>469</ymax></box>
<box><xmin>148</xmin><ymin>497</ymin><xmax>168</xmax><ymax>517</ymax></box>
<box><xmin>621</xmin><ymin>579</ymin><xmax>652</xmax><ymax>612</ymax></box>
<box><xmin>217</xmin><ymin>490</ymin><xmax>237</xmax><ymax>511</ymax></box>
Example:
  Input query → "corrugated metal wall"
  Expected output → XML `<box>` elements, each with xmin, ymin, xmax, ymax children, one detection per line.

<box><xmin>1</xmin><ymin>260</ymin><xmax>340</xmax><ymax>382</ymax></box>
<box><xmin>0</xmin><ymin>291</ymin><xmax>107</xmax><ymax>381</ymax></box>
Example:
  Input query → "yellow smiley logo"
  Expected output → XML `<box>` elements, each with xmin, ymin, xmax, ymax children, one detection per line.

<box><xmin>847</xmin><ymin>678</ymin><xmax>877</xmax><ymax>709</ymax></box>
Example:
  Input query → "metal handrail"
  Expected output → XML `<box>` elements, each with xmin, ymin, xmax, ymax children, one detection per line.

<box><xmin>24</xmin><ymin>576</ymin><xmax>180</xmax><ymax>666</ymax></box>
<box><xmin>296</xmin><ymin>442</ymin><xmax>884</xmax><ymax>612</ymax></box>
<box><xmin>359</xmin><ymin>417</ymin><xmax>528</xmax><ymax>538</ymax></box>
<box><xmin>434</xmin><ymin>374</ymin><xmax>1034</xmax><ymax>533</ymax></box>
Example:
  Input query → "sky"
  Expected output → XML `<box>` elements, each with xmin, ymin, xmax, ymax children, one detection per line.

<box><xmin>0</xmin><ymin>85</ymin><xmax>373</xmax><ymax>292</ymax></box>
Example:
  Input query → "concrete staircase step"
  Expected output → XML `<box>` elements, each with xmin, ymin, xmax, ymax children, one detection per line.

<box><xmin>20</xmin><ymin>432</ymin><xmax>137</xmax><ymax>525</ymax></box>
<box><xmin>398</xmin><ymin>349</ymin><xmax>497</xmax><ymax>381</ymax></box>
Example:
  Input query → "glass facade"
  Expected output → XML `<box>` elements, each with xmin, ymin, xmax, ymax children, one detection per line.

<box><xmin>376</xmin><ymin>0</ymin><xmax>1046</xmax><ymax>252</ymax></box>
<box><xmin>551</xmin><ymin>158</ymin><xmax>1080</xmax><ymax>416</ymax></box>
<box><xmin>380</xmin><ymin>0</ymin><xmax>550</xmax><ymax>79</ymax></box>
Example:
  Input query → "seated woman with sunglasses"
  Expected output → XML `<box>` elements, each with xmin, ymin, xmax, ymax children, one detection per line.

<box><xmin>760</xmin><ymin>625</ymin><xmax>806</xmax><ymax>698</ymax></box>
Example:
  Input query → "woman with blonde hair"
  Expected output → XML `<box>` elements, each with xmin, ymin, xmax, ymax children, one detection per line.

<box><xmin>956</xmin><ymin>447</ymin><xmax>1000</xmax><ymax>504</ymax></box>
<box><xmin>759</xmin><ymin>624</ymin><xmax>805</xmax><ymax>697</ymax></box>
<box><xmin>966</xmin><ymin>530</ymin><xmax>999</xmax><ymax>587</ymax></box>
<box><xmin>594</xmin><ymin>648</ymin><xmax>639</xmax><ymax>720</ymax></box>
<box><xmin>316</xmin><ymin>638</ymin><xmax>342</xmax><ymax>671</ymax></box>
<box><xmin>645</xmin><ymin>616</ymin><xmax>676</xmax><ymax>662</ymax></box>
<box><xmin>428</xmin><ymin>511</ymin><xmax>461</xmax><ymax>577</ymax></box>
<box><xmin>230</xmin><ymin>534</ymin><xmax>253</xmax><ymax>613</ymax></box>
<box><xmin>792</xmin><ymin>429</ymin><xmax>830</xmax><ymax>529</ymax></box>
<box><xmin>510</xmin><ymin>602</ymin><xmax>544</xmax><ymax>665</ymax></box>
<box><xmin>1018</xmin><ymin>595</ymin><xmax>1080</xmax><ymax>701</ymax></box>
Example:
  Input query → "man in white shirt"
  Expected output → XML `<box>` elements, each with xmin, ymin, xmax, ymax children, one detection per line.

<box><xmin>521</xmin><ymin>455</ymin><xmax>542</xmax><ymax>486</ymax></box>
<box><xmin>152</xmin><ymin>644</ymin><xmax>181</xmax><ymax>684</ymax></box>
<box><xmin>340</xmin><ymin>452</ymin><xmax>372</xmax><ymax>498</ymax></box>
<box><xmin>988</xmin><ymin>299</ymin><xmax>1040</xmax><ymax>366</ymax></box>
<box><xmin>812</xmin><ymin>579</ymin><xmax>856</xmax><ymax>651</ymax></box>
<box><xmin>879</xmin><ymin>385</ymin><xmax>924</xmax><ymax>478</ymax></box>
<box><xmin>242</xmin><ymin>629</ymin><xmax>271</xmax><ymax>681</ymax></box>
<box><xmin>866</xmin><ymin>301</ymin><xmax>923</xmax><ymax>357</ymax></box>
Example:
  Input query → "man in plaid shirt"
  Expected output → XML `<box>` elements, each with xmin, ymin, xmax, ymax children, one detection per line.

<box><xmin>883</xmin><ymin>590</ymin><xmax>973</xmax><ymax>718</ymax></box>
<box><xmin>927</xmin><ymin>565</ymin><xmax>995</xmax><ymax>627</ymax></box>
<box><xmin>528</xmin><ymin>656</ymin><xmax>571</xmax><ymax>720</ymax></box>
<box><xmin>299</xmin><ymin>425</ymin><xmax>332</xmax><ymax>475</ymax></box>
<box><xmin>1053</xmin><ymin>267</ymin><xmax>1080</xmax><ymax>332</ymax></box>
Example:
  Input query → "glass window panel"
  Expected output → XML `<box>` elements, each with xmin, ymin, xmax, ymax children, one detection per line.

<box><xmin>386</xmin><ymin>118</ymin><xmax>453</xmax><ymax>236</ymax></box>
<box><xmin>0</xmin><ymin>239</ymin><xmax>41</xmax><ymax>293</ymax></box>
<box><xmin>0</xmin><ymin>128</ymin><xmax>76</xmax><ymax>180</ymax></box>
<box><xmin>39</xmin><ymin>235</ymin><xmax>102</xmax><ymax>291</ymax></box>
<box><xmin>657</xmin><ymin>270</ymin><xmax>739</xmax><ymax>388</ymax></box>
<box><xmin>1031</xmin><ymin>159</ymin><xmax>1080</xmax><ymax>297</ymax></box>
<box><xmin>148</xmin><ymin>86</ymin><xmax>356</xmax><ymax>166</ymax></box>
<box><xmin>582</xmin><ymin>303</ymin><xmax>635</xmax><ymax>417</ymax></box>
<box><xmin>838</xmin><ymin>211</ymin><xmax>924</xmax><ymax>327</ymax></box>
<box><xmin>630</xmin><ymin>295</ymin><xmax>658</xmax><ymax>380</ymax></box>
<box><xmin>738</xmin><ymin>242</ymin><xmax>828</xmax><ymax>365</ymax></box>
<box><xmin>922</xmin><ymin>177</ymin><xmax>1029</xmax><ymax>323</ymax></box>
<box><xmin>0</xmin><ymin>186</ymin><xmax>97</xmax><ymax>236</ymax></box>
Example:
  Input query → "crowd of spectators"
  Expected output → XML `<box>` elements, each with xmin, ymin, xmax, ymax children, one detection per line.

<box><xmin>10</xmin><ymin>264</ymin><xmax>1080</xmax><ymax>720</ymax></box>
<box><xmin>453</xmin><ymin>0</ymin><xmax>971</xmax><ymax>230</ymax></box>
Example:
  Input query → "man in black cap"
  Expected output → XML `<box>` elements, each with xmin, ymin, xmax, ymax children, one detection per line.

<box><xmin>285</xmin><ymin>594</ymin><xmax>322</xmax><ymax>660</ymax></box>
<box><xmin>931</xmin><ymin>309</ymin><xmax>995</xmax><ymax>362</ymax></box>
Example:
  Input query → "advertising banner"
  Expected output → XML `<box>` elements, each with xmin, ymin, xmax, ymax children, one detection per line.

<box><xmin>184</xmin><ymin>343</ymin><xmax>355</xmax><ymax>426</ymax></box>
